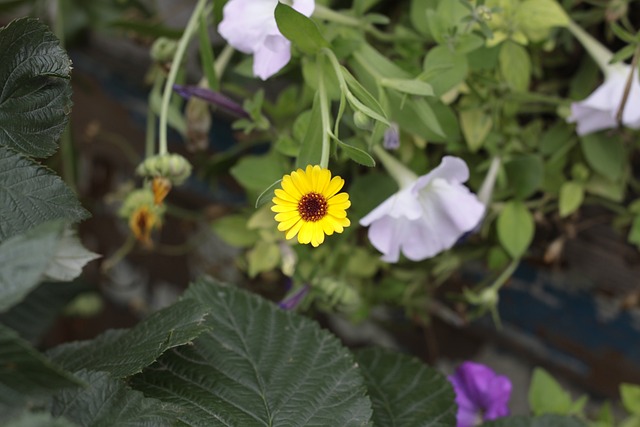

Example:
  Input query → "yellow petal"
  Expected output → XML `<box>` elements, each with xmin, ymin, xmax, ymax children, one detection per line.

<box><xmin>323</xmin><ymin>176</ymin><xmax>345</xmax><ymax>198</ymax></box>
<box><xmin>291</xmin><ymin>169</ymin><xmax>311</xmax><ymax>194</ymax></box>
<box><xmin>328</xmin><ymin>192</ymin><xmax>349</xmax><ymax>204</ymax></box>
<box><xmin>319</xmin><ymin>217</ymin><xmax>335</xmax><ymax>236</ymax></box>
<box><xmin>315</xmin><ymin>168</ymin><xmax>331</xmax><ymax>194</ymax></box>
<box><xmin>281</xmin><ymin>175</ymin><xmax>302</xmax><ymax>199</ymax></box>
<box><xmin>285</xmin><ymin>219</ymin><xmax>304</xmax><ymax>240</ymax></box>
<box><xmin>275</xmin><ymin>210</ymin><xmax>300</xmax><ymax>222</ymax></box>
<box><xmin>327</xmin><ymin>205</ymin><xmax>348</xmax><ymax>218</ymax></box>
<box><xmin>298</xmin><ymin>221</ymin><xmax>313</xmax><ymax>244</ymax></box>
<box><xmin>328</xmin><ymin>200</ymin><xmax>351</xmax><ymax>211</ymax></box>
<box><xmin>311</xmin><ymin>222</ymin><xmax>325</xmax><ymax>247</ymax></box>
<box><xmin>274</xmin><ymin>189</ymin><xmax>299</xmax><ymax>204</ymax></box>
<box><xmin>278</xmin><ymin>216</ymin><xmax>301</xmax><ymax>231</ymax></box>
<box><xmin>271</xmin><ymin>203</ymin><xmax>298</xmax><ymax>213</ymax></box>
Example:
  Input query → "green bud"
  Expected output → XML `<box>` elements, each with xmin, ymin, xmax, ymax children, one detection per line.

<box><xmin>136</xmin><ymin>153</ymin><xmax>193</xmax><ymax>185</ymax></box>
<box><xmin>150</xmin><ymin>37</ymin><xmax>178</xmax><ymax>62</ymax></box>
<box><xmin>476</xmin><ymin>5</ymin><xmax>492</xmax><ymax>22</ymax></box>
<box><xmin>118</xmin><ymin>188</ymin><xmax>165</xmax><ymax>219</ymax></box>
<box><xmin>353</xmin><ymin>111</ymin><xmax>371</xmax><ymax>130</ymax></box>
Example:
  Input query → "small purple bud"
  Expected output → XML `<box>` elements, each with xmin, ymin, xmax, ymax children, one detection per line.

<box><xmin>278</xmin><ymin>284</ymin><xmax>310</xmax><ymax>310</ymax></box>
<box><xmin>383</xmin><ymin>123</ymin><xmax>400</xmax><ymax>150</ymax></box>
<box><xmin>172</xmin><ymin>84</ymin><xmax>250</xmax><ymax>119</ymax></box>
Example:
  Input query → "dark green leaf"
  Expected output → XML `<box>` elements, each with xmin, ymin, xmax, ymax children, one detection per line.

<box><xmin>131</xmin><ymin>278</ymin><xmax>373</xmax><ymax>426</ymax></box>
<box><xmin>580</xmin><ymin>133</ymin><xmax>625</xmax><ymax>181</ymax></box>
<box><xmin>610</xmin><ymin>44</ymin><xmax>637</xmax><ymax>64</ymax></box>
<box><xmin>254</xmin><ymin>179</ymin><xmax>282</xmax><ymax>208</ymax></box>
<box><xmin>47</xmin><ymin>299</ymin><xmax>209</xmax><ymax>378</ymax></box>
<box><xmin>505</xmin><ymin>154</ymin><xmax>544</xmax><ymax>199</ymax></box>
<box><xmin>334</xmin><ymin>137</ymin><xmax>376</xmax><ymax>167</ymax></box>
<box><xmin>611</xmin><ymin>22</ymin><xmax>636</xmax><ymax>44</ymax></box>
<box><xmin>423</xmin><ymin>45</ymin><xmax>468</xmax><ymax>96</ymax></box>
<box><xmin>0</xmin><ymin>281</ymin><xmax>86</xmax><ymax>344</ymax></box>
<box><xmin>343</xmin><ymin>68</ymin><xmax>389</xmax><ymax>124</ymax></box>
<box><xmin>231</xmin><ymin>150</ymin><xmax>288</xmax><ymax>193</ymax></box>
<box><xmin>0</xmin><ymin>324</ymin><xmax>83</xmax><ymax>404</ymax></box>
<box><xmin>355</xmin><ymin>347</ymin><xmax>456</xmax><ymax>427</ymax></box>
<box><xmin>483</xmin><ymin>414</ymin><xmax>587</xmax><ymax>427</ymax></box>
<box><xmin>275</xmin><ymin>3</ymin><xmax>328</xmax><ymax>55</ymax></box>
<box><xmin>51</xmin><ymin>370</ymin><xmax>177</xmax><ymax>426</ymax></box>
<box><xmin>497</xmin><ymin>201</ymin><xmax>534</xmax><ymax>259</ymax></box>
<box><xmin>0</xmin><ymin>18</ymin><xmax>72</xmax><ymax>158</ymax></box>
<box><xmin>0</xmin><ymin>147</ymin><xmax>89</xmax><ymax>243</ymax></box>
<box><xmin>0</xmin><ymin>221</ymin><xmax>66</xmax><ymax>313</ymax></box>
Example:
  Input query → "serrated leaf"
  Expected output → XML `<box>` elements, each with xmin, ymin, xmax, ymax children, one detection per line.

<box><xmin>0</xmin><ymin>220</ymin><xmax>65</xmax><ymax>312</ymax></box>
<box><xmin>0</xmin><ymin>324</ymin><xmax>83</xmax><ymax>404</ymax></box>
<box><xmin>275</xmin><ymin>3</ymin><xmax>328</xmax><ymax>55</ymax></box>
<box><xmin>0</xmin><ymin>281</ymin><xmax>85</xmax><ymax>344</ymax></box>
<box><xmin>0</xmin><ymin>147</ymin><xmax>89</xmax><ymax>243</ymax></box>
<box><xmin>499</xmin><ymin>41</ymin><xmax>531</xmax><ymax>92</ymax></box>
<box><xmin>47</xmin><ymin>299</ymin><xmax>209</xmax><ymax>378</ymax></box>
<box><xmin>497</xmin><ymin>201</ymin><xmax>534</xmax><ymax>259</ymax></box>
<box><xmin>559</xmin><ymin>181</ymin><xmax>584</xmax><ymax>217</ymax></box>
<box><xmin>130</xmin><ymin>279</ymin><xmax>373</xmax><ymax>426</ymax></box>
<box><xmin>0</xmin><ymin>18</ymin><xmax>72</xmax><ymax>158</ymax></box>
<box><xmin>355</xmin><ymin>347</ymin><xmax>456</xmax><ymax>427</ymax></box>
<box><xmin>51</xmin><ymin>370</ymin><xmax>177</xmax><ymax>426</ymax></box>
<box><xmin>483</xmin><ymin>414</ymin><xmax>587</xmax><ymax>426</ymax></box>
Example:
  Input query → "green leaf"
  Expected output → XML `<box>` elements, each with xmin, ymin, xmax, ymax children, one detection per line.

<box><xmin>611</xmin><ymin>44</ymin><xmax>637</xmax><ymax>65</ymax></box>
<box><xmin>296</xmin><ymin>93</ymin><xmax>324</xmax><ymax>169</ymax></box>
<box><xmin>0</xmin><ymin>147</ymin><xmax>89</xmax><ymax>243</ymax></box>
<box><xmin>380</xmin><ymin>78</ymin><xmax>434</xmax><ymax>96</ymax></box>
<box><xmin>47</xmin><ymin>299</ymin><xmax>209</xmax><ymax>378</ymax></box>
<box><xmin>497</xmin><ymin>201</ymin><xmax>534</xmax><ymax>259</ymax></box>
<box><xmin>483</xmin><ymin>414</ymin><xmax>587</xmax><ymax>426</ymax></box>
<box><xmin>231</xmin><ymin>151</ymin><xmax>288</xmax><ymax>193</ymax></box>
<box><xmin>0</xmin><ymin>324</ymin><xmax>83</xmax><ymax>404</ymax></box>
<box><xmin>628</xmin><ymin>216</ymin><xmax>640</xmax><ymax>248</ymax></box>
<box><xmin>41</xmin><ymin>227</ymin><xmax>100</xmax><ymax>282</ymax></box>
<box><xmin>211</xmin><ymin>214</ymin><xmax>259</xmax><ymax>248</ymax></box>
<box><xmin>334</xmin><ymin>137</ymin><xmax>376</xmax><ymax>167</ymax></box>
<box><xmin>580</xmin><ymin>133</ymin><xmax>625</xmax><ymax>181</ymax></box>
<box><xmin>559</xmin><ymin>181</ymin><xmax>584</xmax><ymax>217</ymax></box>
<box><xmin>343</xmin><ymin>69</ymin><xmax>390</xmax><ymax>125</ymax></box>
<box><xmin>0</xmin><ymin>18</ymin><xmax>72</xmax><ymax>158</ymax></box>
<box><xmin>0</xmin><ymin>221</ymin><xmax>67</xmax><ymax>313</ymax></box>
<box><xmin>499</xmin><ymin>41</ymin><xmax>531</xmax><ymax>92</ymax></box>
<box><xmin>504</xmin><ymin>154</ymin><xmax>544</xmax><ymax>199</ymax></box>
<box><xmin>3</xmin><ymin>412</ymin><xmax>77</xmax><ymax>427</ymax></box>
<box><xmin>254</xmin><ymin>179</ymin><xmax>283</xmax><ymax>209</ymax></box>
<box><xmin>131</xmin><ymin>279</ymin><xmax>373</xmax><ymax>426</ymax></box>
<box><xmin>621</xmin><ymin>383</ymin><xmax>640</xmax><ymax>415</ymax></box>
<box><xmin>0</xmin><ymin>281</ymin><xmax>85</xmax><ymax>344</ymax></box>
<box><xmin>529</xmin><ymin>368</ymin><xmax>574</xmax><ymax>416</ymax></box>
<box><xmin>423</xmin><ymin>45</ymin><xmax>468</xmax><ymax>96</ymax></box>
<box><xmin>515</xmin><ymin>0</ymin><xmax>569</xmax><ymax>42</ymax></box>
<box><xmin>275</xmin><ymin>3</ymin><xmax>328</xmax><ymax>55</ymax></box>
<box><xmin>247</xmin><ymin>240</ymin><xmax>281</xmax><ymax>277</ymax></box>
<box><xmin>460</xmin><ymin>108</ymin><xmax>492</xmax><ymax>152</ymax></box>
<box><xmin>51</xmin><ymin>370</ymin><xmax>177</xmax><ymax>426</ymax></box>
<box><xmin>355</xmin><ymin>347</ymin><xmax>456</xmax><ymax>427</ymax></box>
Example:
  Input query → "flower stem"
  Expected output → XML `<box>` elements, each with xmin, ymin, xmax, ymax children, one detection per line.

<box><xmin>616</xmin><ymin>45</ymin><xmax>640</xmax><ymax>126</ymax></box>
<box><xmin>567</xmin><ymin>20</ymin><xmax>622</xmax><ymax>78</ymax></box>
<box><xmin>372</xmin><ymin>145</ymin><xmax>418</xmax><ymax>189</ymax></box>
<box><xmin>158</xmin><ymin>0</ymin><xmax>208</xmax><ymax>155</ymax></box>
<box><xmin>318</xmin><ymin>57</ymin><xmax>331</xmax><ymax>169</ymax></box>
<box><xmin>312</xmin><ymin>4</ymin><xmax>361</xmax><ymax>27</ymax></box>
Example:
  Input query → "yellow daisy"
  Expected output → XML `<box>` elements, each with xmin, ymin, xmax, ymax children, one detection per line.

<box><xmin>271</xmin><ymin>165</ymin><xmax>351</xmax><ymax>247</ymax></box>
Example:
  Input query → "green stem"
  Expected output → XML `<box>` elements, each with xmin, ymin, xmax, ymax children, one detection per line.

<box><xmin>372</xmin><ymin>145</ymin><xmax>418</xmax><ymax>189</ymax></box>
<box><xmin>214</xmin><ymin>44</ymin><xmax>235</xmax><ymax>83</ymax></box>
<box><xmin>317</xmin><ymin>58</ymin><xmax>331</xmax><ymax>169</ymax></box>
<box><xmin>159</xmin><ymin>0</ymin><xmax>208</xmax><ymax>155</ymax></box>
<box><xmin>312</xmin><ymin>4</ymin><xmax>361</xmax><ymax>26</ymax></box>
<box><xmin>146</xmin><ymin>75</ymin><xmax>163</xmax><ymax>158</ymax></box>
<box><xmin>567</xmin><ymin>20</ymin><xmax>624</xmax><ymax>78</ymax></box>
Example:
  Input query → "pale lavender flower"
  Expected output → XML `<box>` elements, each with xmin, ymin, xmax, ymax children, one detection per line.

<box><xmin>383</xmin><ymin>123</ymin><xmax>400</xmax><ymax>150</ymax></box>
<box><xmin>360</xmin><ymin>154</ymin><xmax>485</xmax><ymax>263</ymax></box>
<box><xmin>566</xmin><ymin>21</ymin><xmax>640</xmax><ymax>135</ymax></box>
<box><xmin>448</xmin><ymin>361</ymin><xmax>512</xmax><ymax>427</ymax></box>
<box><xmin>218</xmin><ymin>0</ymin><xmax>315</xmax><ymax>80</ymax></box>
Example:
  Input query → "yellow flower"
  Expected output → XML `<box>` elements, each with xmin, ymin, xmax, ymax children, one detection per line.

<box><xmin>272</xmin><ymin>165</ymin><xmax>351</xmax><ymax>247</ymax></box>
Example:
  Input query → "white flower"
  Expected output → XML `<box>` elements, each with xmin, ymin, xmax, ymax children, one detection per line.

<box><xmin>218</xmin><ymin>0</ymin><xmax>315</xmax><ymax>80</ymax></box>
<box><xmin>568</xmin><ymin>68</ymin><xmax>640</xmax><ymax>135</ymax></box>
<box><xmin>360</xmin><ymin>156</ymin><xmax>485</xmax><ymax>263</ymax></box>
<box><xmin>566</xmin><ymin>20</ymin><xmax>640</xmax><ymax>135</ymax></box>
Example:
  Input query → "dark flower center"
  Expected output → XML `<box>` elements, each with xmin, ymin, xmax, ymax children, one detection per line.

<box><xmin>298</xmin><ymin>192</ymin><xmax>328</xmax><ymax>222</ymax></box>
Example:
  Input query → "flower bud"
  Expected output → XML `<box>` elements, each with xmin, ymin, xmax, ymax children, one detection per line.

<box><xmin>136</xmin><ymin>153</ymin><xmax>192</xmax><ymax>186</ymax></box>
<box><xmin>118</xmin><ymin>189</ymin><xmax>166</xmax><ymax>247</ymax></box>
<box><xmin>353</xmin><ymin>111</ymin><xmax>371</xmax><ymax>130</ymax></box>
<box><xmin>150</xmin><ymin>37</ymin><xmax>178</xmax><ymax>62</ymax></box>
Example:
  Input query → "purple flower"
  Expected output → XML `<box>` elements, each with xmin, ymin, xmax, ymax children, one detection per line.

<box><xmin>278</xmin><ymin>284</ymin><xmax>309</xmax><ymax>310</ymax></box>
<box><xmin>217</xmin><ymin>0</ymin><xmax>315</xmax><ymax>80</ymax></box>
<box><xmin>448</xmin><ymin>361</ymin><xmax>512</xmax><ymax>427</ymax></box>
<box><xmin>359</xmin><ymin>155</ymin><xmax>485</xmax><ymax>263</ymax></box>
<box><xmin>172</xmin><ymin>84</ymin><xmax>249</xmax><ymax>119</ymax></box>
<box><xmin>383</xmin><ymin>123</ymin><xmax>400</xmax><ymax>150</ymax></box>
